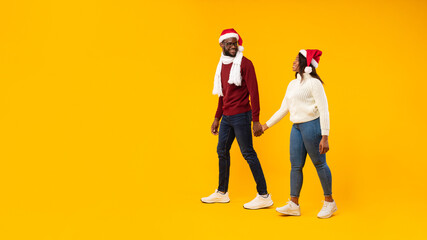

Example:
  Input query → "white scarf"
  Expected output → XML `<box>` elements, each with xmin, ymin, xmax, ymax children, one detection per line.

<box><xmin>212</xmin><ymin>47</ymin><xmax>244</xmax><ymax>96</ymax></box>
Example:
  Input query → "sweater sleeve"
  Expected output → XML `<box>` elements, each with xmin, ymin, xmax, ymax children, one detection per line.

<box><xmin>215</xmin><ymin>96</ymin><xmax>223</xmax><ymax>119</ymax></box>
<box><xmin>310</xmin><ymin>79</ymin><xmax>330</xmax><ymax>135</ymax></box>
<box><xmin>266</xmin><ymin>86</ymin><xmax>289</xmax><ymax>128</ymax></box>
<box><xmin>244</xmin><ymin>60</ymin><xmax>260</xmax><ymax>122</ymax></box>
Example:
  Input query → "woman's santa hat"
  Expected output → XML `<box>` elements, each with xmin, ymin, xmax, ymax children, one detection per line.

<box><xmin>299</xmin><ymin>49</ymin><xmax>322</xmax><ymax>73</ymax></box>
<box><xmin>213</xmin><ymin>28</ymin><xmax>244</xmax><ymax>97</ymax></box>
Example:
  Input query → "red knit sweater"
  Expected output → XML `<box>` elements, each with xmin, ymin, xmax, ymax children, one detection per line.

<box><xmin>215</xmin><ymin>56</ymin><xmax>260</xmax><ymax>122</ymax></box>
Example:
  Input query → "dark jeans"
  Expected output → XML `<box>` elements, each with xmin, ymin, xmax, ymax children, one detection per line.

<box><xmin>217</xmin><ymin>111</ymin><xmax>268</xmax><ymax>195</ymax></box>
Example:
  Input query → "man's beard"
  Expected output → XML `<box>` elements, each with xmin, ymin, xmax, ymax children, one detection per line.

<box><xmin>223</xmin><ymin>47</ymin><xmax>236</xmax><ymax>57</ymax></box>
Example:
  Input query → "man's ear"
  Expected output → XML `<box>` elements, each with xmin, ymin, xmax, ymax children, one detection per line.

<box><xmin>219</xmin><ymin>42</ymin><xmax>224</xmax><ymax>48</ymax></box>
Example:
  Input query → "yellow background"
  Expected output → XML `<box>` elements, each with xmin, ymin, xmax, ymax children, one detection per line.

<box><xmin>1</xmin><ymin>0</ymin><xmax>426</xmax><ymax>239</ymax></box>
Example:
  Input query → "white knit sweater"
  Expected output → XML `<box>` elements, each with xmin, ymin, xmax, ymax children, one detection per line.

<box><xmin>266</xmin><ymin>73</ymin><xmax>330</xmax><ymax>135</ymax></box>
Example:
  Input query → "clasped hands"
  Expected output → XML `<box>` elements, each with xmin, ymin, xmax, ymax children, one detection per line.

<box><xmin>210</xmin><ymin>118</ymin><xmax>269</xmax><ymax>137</ymax></box>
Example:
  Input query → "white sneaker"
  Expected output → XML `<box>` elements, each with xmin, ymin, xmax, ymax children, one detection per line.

<box><xmin>317</xmin><ymin>200</ymin><xmax>337</xmax><ymax>218</ymax></box>
<box><xmin>243</xmin><ymin>194</ymin><xmax>273</xmax><ymax>209</ymax></box>
<box><xmin>201</xmin><ymin>190</ymin><xmax>230</xmax><ymax>203</ymax></box>
<box><xmin>276</xmin><ymin>200</ymin><xmax>301</xmax><ymax>216</ymax></box>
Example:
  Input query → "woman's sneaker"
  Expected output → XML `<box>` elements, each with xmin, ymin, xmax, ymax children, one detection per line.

<box><xmin>276</xmin><ymin>200</ymin><xmax>301</xmax><ymax>216</ymax></box>
<box><xmin>201</xmin><ymin>190</ymin><xmax>230</xmax><ymax>203</ymax></box>
<box><xmin>317</xmin><ymin>200</ymin><xmax>337</xmax><ymax>218</ymax></box>
<box><xmin>243</xmin><ymin>194</ymin><xmax>273</xmax><ymax>209</ymax></box>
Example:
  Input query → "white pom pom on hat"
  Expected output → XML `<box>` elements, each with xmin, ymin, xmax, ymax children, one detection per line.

<box><xmin>299</xmin><ymin>49</ymin><xmax>322</xmax><ymax>73</ymax></box>
<box><xmin>304</xmin><ymin>66</ymin><xmax>312</xmax><ymax>73</ymax></box>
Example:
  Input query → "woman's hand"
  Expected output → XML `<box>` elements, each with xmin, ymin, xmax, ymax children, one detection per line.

<box><xmin>319</xmin><ymin>136</ymin><xmax>329</xmax><ymax>154</ymax></box>
<box><xmin>262</xmin><ymin>124</ymin><xmax>269</xmax><ymax>132</ymax></box>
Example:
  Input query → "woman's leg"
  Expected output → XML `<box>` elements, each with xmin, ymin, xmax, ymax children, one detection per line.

<box><xmin>299</xmin><ymin>118</ymin><xmax>333</xmax><ymax>200</ymax></box>
<box><xmin>289</xmin><ymin>124</ymin><xmax>307</xmax><ymax>204</ymax></box>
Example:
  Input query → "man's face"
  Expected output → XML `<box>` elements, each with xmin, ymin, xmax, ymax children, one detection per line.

<box><xmin>220</xmin><ymin>37</ymin><xmax>238</xmax><ymax>57</ymax></box>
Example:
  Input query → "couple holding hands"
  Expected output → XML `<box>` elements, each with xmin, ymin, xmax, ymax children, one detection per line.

<box><xmin>201</xmin><ymin>29</ymin><xmax>337</xmax><ymax>219</ymax></box>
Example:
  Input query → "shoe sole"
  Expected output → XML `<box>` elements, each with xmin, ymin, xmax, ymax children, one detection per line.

<box><xmin>276</xmin><ymin>209</ymin><xmax>301</xmax><ymax>216</ymax></box>
<box><xmin>317</xmin><ymin>207</ymin><xmax>337</xmax><ymax>219</ymax></box>
<box><xmin>243</xmin><ymin>201</ymin><xmax>274</xmax><ymax>210</ymax></box>
<box><xmin>200</xmin><ymin>199</ymin><xmax>230</xmax><ymax>204</ymax></box>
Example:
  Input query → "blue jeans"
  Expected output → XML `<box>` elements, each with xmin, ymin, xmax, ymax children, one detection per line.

<box><xmin>217</xmin><ymin>111</ymin><xmax>268</xmax><ymax>195</ymax></box>
<box><xmin>290</xmin><ymin>118</ymin><xmax>332</xmax><ymax>197</ymax></box>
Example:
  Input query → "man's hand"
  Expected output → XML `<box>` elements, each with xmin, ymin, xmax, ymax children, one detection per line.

<box><xmin>319</xmin><ymin>136</ymin><xmax>329</xmax><ymax>154</ymax></box>
<box><xmin>253</xmin><ymin>122</ymin><xmax>264</xmax><ymax>137</ymax></box>
<box><xmin>262</xmin><ymin>124</ymin><xmax>269</xmax><ymax>132</ymax></box>
<box><xmin>211</xmin><ymin>118</ymin><xmax>220</xmax><ymax>135</ymax></box>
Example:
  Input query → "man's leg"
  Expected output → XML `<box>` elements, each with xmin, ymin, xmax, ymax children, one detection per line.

<box><xmin>217</xmin><ymin>116</ymin><xmax>235</xmax><ymax>193</ymax></box>
<box><xmin>232</xmin><ymin>111</ymin><xmax>267</xmax><ymax>195</ymax></box>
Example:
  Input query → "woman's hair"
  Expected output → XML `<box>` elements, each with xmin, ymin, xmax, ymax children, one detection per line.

<box><xmin>295</xmin><ymin>53</ymin><xmax>324</xmax><ymax>84</ymax></box>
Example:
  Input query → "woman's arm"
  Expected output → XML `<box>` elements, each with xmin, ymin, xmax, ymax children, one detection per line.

<box><xmin>265</xmin><ymin>93</ymin><xmax>289</xmax><ymax>130</ymax></box>
<box><xmin>311</xmin><ymin>79</ymin><xmax>330</xmax><ymax>154</ymax></box>
<box><xmin>311</xmin><ymin>80</ymin><xmax>330</xmax><ymax>136</ymax></box>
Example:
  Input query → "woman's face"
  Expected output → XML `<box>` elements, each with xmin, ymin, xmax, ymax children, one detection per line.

<box><xmin>292</xmin><ymin>55</ymin><xmax>299</xmax><ymax>72</ymax></box>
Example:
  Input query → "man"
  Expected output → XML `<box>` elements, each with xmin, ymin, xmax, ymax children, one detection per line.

<box><xmin>201</xmin><ymin>29</ymin><xmax>273</xmax><ymax>209</ymax></box>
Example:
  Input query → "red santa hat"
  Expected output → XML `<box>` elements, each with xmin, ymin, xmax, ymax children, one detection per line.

<box><xmin>219</xmin><ymin>28</ymin><xmax>244</xmax><ymax>52</ymax></box>
<box><xmin>299</xmin><ymin>49</ymin><xmax>322</xmax><ymax>73</ymax></box>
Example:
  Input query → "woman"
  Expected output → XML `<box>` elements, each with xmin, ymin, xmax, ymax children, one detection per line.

<box><xmin>262</xmin><ymin>49</ymin><xmax>337</xmax><ymax>218</ymax></box>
